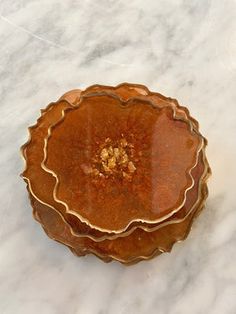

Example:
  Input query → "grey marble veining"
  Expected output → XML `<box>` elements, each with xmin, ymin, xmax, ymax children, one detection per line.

<box><xmin>0</xmin><ymin>0</ymin><xmax>236</xmax><ymax>313</ymax></box>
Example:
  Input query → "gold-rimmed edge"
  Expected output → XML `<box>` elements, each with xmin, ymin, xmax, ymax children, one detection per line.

<box><xmin>20</xmin><ymin>96</ymin><xmax>203</xmax><ymax>242</ymax></box>
<box><xmin>41</xmin><ymin>91</ymin><xmax>205</xmax><ymax>234</ymax></box>
<box><xmin>20</xmin><ymin>88</ymin><xmax>81</xmax><ymax>172</ymax></box>
<box><xmin>20</xmin><ymin>85</ymin><xmax>208</xmax><ymax>241</ymax></box>
<box><xmin>27</xmin><ymin>145</ymin><xmax>209</xmax><ymax>244</ymax></box>
<box><xmin>20</xmin><ymin>99</ymin><xmax>74</xmax><ymax>179</ymax></box>
<box><xmin>32</xmin><ymin>162</ymin><xmax>210</xmax><ymax>265</ymax></box>
<box><xmin>81</xmin><ymin>83</ymin><xmax>200</xmax><ymax>130</ymax></box>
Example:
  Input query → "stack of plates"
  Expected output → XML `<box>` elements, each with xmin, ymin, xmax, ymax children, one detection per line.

<box><xmin>21</xmin><ymin>83</ymin><xmax>211</xmax><ymax>265</ymax></box>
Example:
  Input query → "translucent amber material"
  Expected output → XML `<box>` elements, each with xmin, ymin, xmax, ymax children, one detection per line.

<box><xmin>30</xmin><ymin>150</ymin><xmax>209</xmax><ymax>264</ymax></box>
<box><xmin>21</xmin><ymin>83</ymin><xmax>211</xmax><ymax>264</ymax></box>
<box><xmin>44</xmin><ymin>95</ymin><xmax>202</xmax><ymax>232</ymax></box>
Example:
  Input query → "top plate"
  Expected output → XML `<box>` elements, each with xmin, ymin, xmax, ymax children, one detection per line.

<box><xmin>42</xmin><ymin>91</ymin><xmax>202</xmax><ymax>233</ymax></box>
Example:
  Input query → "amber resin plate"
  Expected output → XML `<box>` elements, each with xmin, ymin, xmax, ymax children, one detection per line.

<box><xmin>21</xmin><ymin>83</ymin><xmax>211</xmax><ymax>264</ymax></box>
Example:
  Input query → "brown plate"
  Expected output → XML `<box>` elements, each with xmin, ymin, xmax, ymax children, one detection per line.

<box><xmin>43</xmin><ymin>92</ymin><xmax>202</xmax><ymax>233</ymax></box>
<box><xmin>22</xmin><ymin>84</ymin><xmax>205</xmax><ymax>240</ymax></box>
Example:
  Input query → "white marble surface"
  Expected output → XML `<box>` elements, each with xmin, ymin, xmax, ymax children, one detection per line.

<box><xmin>0</xmin><ymin>0</ymin><xmax>236</xmax><ymax>313</ymax></box>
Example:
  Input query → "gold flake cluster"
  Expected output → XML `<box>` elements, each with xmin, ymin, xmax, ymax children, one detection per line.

<box><xmin>81</xmin><ymin>137</ymin><xmax>138</xmax><ymax>180</ymax></box>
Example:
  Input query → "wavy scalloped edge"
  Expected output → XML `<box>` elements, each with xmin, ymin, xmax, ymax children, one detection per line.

<box><xmin>23</xmin><ymin>85</ymin><xmax>211</xmax><ymax>264</ymax></box>
<box><xmin>27</xmin><ymin>144</ymin><xmax>209</xmax><ymax>245</ymax></box>
<box><xmin>20</xmin><ymin>84</ymin><xmax>208</xmax><ymax>241</ymax></box>
<box><xmin>21</xmin><ymin>97</ymin><xmax>202</xmax><ymax>242</ymax></box>
<box><xmin>41</xmin><ymin>90</ymin><xmax>205</xmax><ymax>234</ymax></box>
<box><xmin>32</xmin><ymin>161</ymin><xmax>210</xmax><ymax>265</ymax></box>
<box><xmin>82</xmin><ymin>82</ymin><xmax>200</xmax><ymax>130</ymax></box>
<box><xmin>20</xmin><ymin>93</ymin><xmax>78</xmax><ymax>179</ymax></box>
<box><xmin>21</xmin><ymin>89</ymin><xmax>81</xmax><ymax>169</ymax></box>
